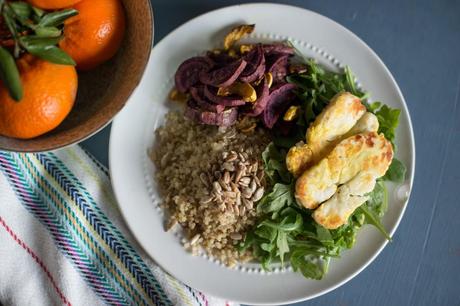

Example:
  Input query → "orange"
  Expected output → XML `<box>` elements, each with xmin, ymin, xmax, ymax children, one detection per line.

<box><xmin>27</xmin><ymin>0</ymin><xmax>82</xmax><ymax>10</ymax></box>
<box><xmin>59</xmin><ymin>0</ymin><xmax>126</xmax><ymax>71</ymax></box>
<box><xmin>0</xmin><ymin>55</ymin><xmax>78</xmax><ymax>139</ymax></box>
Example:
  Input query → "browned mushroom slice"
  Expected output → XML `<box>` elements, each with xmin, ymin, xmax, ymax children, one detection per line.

<box><xmin>223</xmin><ymin>24</ymin><xmax>255</xmax><ymax>50</ymax></box>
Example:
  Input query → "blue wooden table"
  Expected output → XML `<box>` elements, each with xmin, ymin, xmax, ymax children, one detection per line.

<box><xmin>82</xmin><ymin>1</ymin><xmax>460</xmax><ymax>305</ymax></box>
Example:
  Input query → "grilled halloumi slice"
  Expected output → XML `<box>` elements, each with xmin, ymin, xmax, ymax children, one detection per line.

<box><xmin>312</xmin><ymin>172</ymin><xmax>376</xmax><ymax>229</ymax></box>
<box><xmin>307</xmin><ymin>92</ymin><xmax>366</xmax><ymax>161</ymax></box>
<box><xmin>286</xmin><ymin>92</ymin><xmax>371</xmax><ymax>177</ymax></box>
<box><xmin>295</xmin><ymin>132</ymin><xmax>393</xmax><ymax>210</ymax></box>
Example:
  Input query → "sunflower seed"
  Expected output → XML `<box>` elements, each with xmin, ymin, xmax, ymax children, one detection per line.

<box><xmin>219</xmin><ymin>178</ymin><xmax>231</xmax><ymax>191</ymax></box>
<box><xmin>242</xmin><ymin>187</ymin><xmax>253</xmax><ymax>199</ymax></box>
<box><xmin>230</xmin><ymin>233</ymin><xmax>242</xmax><ymax>240</ymax></box>
<box><xmin>190</xmin><ymin>234</ymin><xmax>200</xmax><ymax>245</ymax></box>
<box><xmin>223</xmin><ymin>162</ymin><xmax>235</xmax><ymax>172</ymax></box>
<box><xmin>249</xmin><ymin>179</ymin><xmax>257</xmax><ymax>193</ymax></box>
<box><xmin>252</xmin><ymin>187</ymin><xmax>264</xmax><ymax>202</ymax></box>
<box><xmin>223</xmin><ymin>191</ymin><xmax>236</xmax><ymax>198</ymax></box>
<box><xmin>235</xmin><ymin>168</ymin><xmax>244</xmax><ymax>182</ymax></box>
<box><xmin>238</xmin><ymin>152</ymin><xmax>246</xmax><ymax>162</ymax></box>
<box><xmin>230</xmin><ymin>182</ymin><xmax>239</xmax><ymax>192</ymax></box>
<box><xmin>213</xmin><ymin>181</ymin><xmax>222</xmax><ymax>194</ymax></box>
<box><xmin>234</xmin><ymin>205</ymin><xmax>240</xmax><ymax>215</ymax></box>
<box><xmin>242</xmin><ymin>197</ymin><xmax>254</xmax><ymax>209</ymax></box>
<box><xmin>239</xmin><ymin>177</ymin><xmax>251</xmax><ymax>186</ymax></box>
<box><xmin>240</xmin><ymin>206</ymin><xmax>247</xmax><ymax>216</ymax></box>
<box><xmin>225</xmin><ymin>152</ymin><xmax>238</xmax><ymax>162</ymax></box>
<box><xmin>235</xmin><ymin>192</ymin><xmax>241</xmax><ymax>206</ymax></box>
<box><xmin>223</xmin><ymin>171</ymin><xmax>230</xmax><ymax>184</ymax></box>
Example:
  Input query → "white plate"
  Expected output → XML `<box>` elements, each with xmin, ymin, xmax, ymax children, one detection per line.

<box><xmin>109</xmin><ymin>4</ymin><xmax>415</xmax><ymax>305</ymax></box>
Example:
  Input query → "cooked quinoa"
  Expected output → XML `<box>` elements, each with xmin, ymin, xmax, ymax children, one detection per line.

<box><xmin>152</xmin><ymin>112</ymin><xmax>270</xmax><ymax>266</ymax></box>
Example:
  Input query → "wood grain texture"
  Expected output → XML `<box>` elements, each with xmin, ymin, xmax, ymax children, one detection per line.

<box><xmin>81</xmin><ymin>0</ymin><xmax>460</xmax><ymax>305</ymax></box>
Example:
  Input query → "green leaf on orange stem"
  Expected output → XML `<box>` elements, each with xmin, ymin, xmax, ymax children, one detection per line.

<box><xmin>38</xmin><ymin>9</ymin><xmax>78</xmax><ymax>27</ymax></box>
<box><xmin>9</xmin><ymin>1</ymin><xmax>32</xmax><ymax>20</ymax></box>
<box><xmin>0</xmin><ymin>46</ymin><xmax>23</xmax><ymax>101</ymax></box>
<box><xmin>24</xmin><ymin>44</ymin><xmax>75</xmax><ymax>65</ymax></box>
<box><xmin>35</xmin><ymin>26</ymin><xmax>61</xmax><ymax>37</ymax></box>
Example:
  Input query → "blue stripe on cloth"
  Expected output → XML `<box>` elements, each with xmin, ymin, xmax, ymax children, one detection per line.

<box><xmin>0</xmin><ymin>152</ymin><xmax>131</xmax><ymax>305</ymax></box>
<box><xmin>18</xmin><ymin>153</ymin><xmax>145</xmax><ymax>305</ymax></box>
<box><xmin>36</xmin><ymin>152</ymin><xmax>174</xmax><ymax>306</ymax></box>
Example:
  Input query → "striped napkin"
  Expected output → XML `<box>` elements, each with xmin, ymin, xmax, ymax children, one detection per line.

<box><xmin>0</xmin><ymin>146</ymin><xmax>236</xmax><ymax>306</ymax></box>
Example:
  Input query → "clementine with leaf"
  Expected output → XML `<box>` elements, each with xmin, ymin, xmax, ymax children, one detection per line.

<box><xmin>0</xmin><ymin>55</ymin><xmax>78</xmax><ymax>139</ymax></box>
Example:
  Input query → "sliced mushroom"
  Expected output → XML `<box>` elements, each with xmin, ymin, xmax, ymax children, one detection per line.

<box><xmin>217</xmin><ymin>82</ymin><xmax>257</xmax><ymax>103</ymax></box>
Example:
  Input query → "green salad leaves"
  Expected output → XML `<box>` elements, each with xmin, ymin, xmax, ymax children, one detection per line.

<box><xmin>240</xmin><ymin>51</ymin><xmax>407</xmax><ymax>280</ymax></box>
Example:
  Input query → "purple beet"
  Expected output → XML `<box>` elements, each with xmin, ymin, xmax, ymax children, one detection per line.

<box><xmin>263</xmin><ymin>83</ymin><xmax>297</xmax><ymax>128</ymax></box>
<box><xmin>199</xmin><ymin>59</ymin><xmax>247</xmax><ymax>88</ymax></box>
<box><xmin>174</xmin><ymin>56</ymin><xmax>213</xmax><ymax>93</ymax></box>
<box><xmin>246</xmin><ymin>77</ymin><xmax>270</xmax><ymax>117</ymax></box>
<box><xmin>262</xmin><ymin>43</ymin><xmax>295</xmax><ymax>55</ymax></box>
<box><xmin>190</xmin><ymin>86</ymin><xmax>225</xmax><ymax>113</ymax></box>
<box><xmin>266</xmin><ymin>54</ymin><xmax>290</xmax><ymax>82</ymax></box>
<box><xmin>239</xmin><ymin>44</ymin><xmax>265</xmax><ymax>83</ymax></box>
<box><xmin>203</xmin><ymin>85</ymin><xmax>246</xmax><ymax>106</ymax></box>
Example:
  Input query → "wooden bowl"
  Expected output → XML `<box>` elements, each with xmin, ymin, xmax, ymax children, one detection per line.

<box><xmin>0</xmin><ymin>0</ymin><xmax>154</xmax><ymax>152</ymax></box>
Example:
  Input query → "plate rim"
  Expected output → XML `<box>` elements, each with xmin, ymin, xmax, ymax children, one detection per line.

<box><xmin>109</xmin><ymin>3</ymin><xmax>416</xmax><ymax>304</ymax></box>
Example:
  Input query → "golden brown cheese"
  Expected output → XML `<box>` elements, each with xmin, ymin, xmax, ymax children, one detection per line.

<box><xmin>312</xmin><ymin>172</ymin><xmax>376</xmax><ymax>229</ymax></box>
<box><xmin>286</xmin><ymin>142</ymin><xmax>313</xmax><ymax>177</ymax></box>
<box><xmin>306</xmin><ymin>92</ymin><xmax>366</xmax><ymax>161</ymax></box>
<box><xmin>295</xmin><ymin>132</ymin><xmax>393</xmax><ymax>210</ymax></box>
<box><xmin>286</xmin><ymin>92</ymin><xmax>369</xmax><ymax>177</ymax></box>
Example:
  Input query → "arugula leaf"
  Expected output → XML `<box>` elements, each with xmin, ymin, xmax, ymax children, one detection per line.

<box><xmin>375</xmin><ymin>105</ymin><xmax>401</xmax><ymax>145</ymax></box>
<box><xmin>262</xmin><ymin>143</ymin><xmax>292</xmax><ymax>184</ymax></box>
<box><xmin>276</xmin><ymin>231</ymin><xmax>289</xmax><ymax>264</ymax></box>
<box><xmin>260</xmin><ymin>213</ymin><xmax>303</xmax><ymax>232</ymax></box>
<box><xmin>257</xmin><ymin>183</ymin><xmax>295</xmax><ymax>214</ymax></box>
<box><xmin>290</xmin><ymin>250</ymin><xmax>326</xmax><ymax>280</ymax></box>
<box><xmin>383</xmin><ymin>158</ymin><xmax>407</xmax><ymax>183</ymax></box>
<box><xmin>358</xmin><ymin>205</ymin><xmax>392</xmax><ymax>241</ymax></box>
<box><xmin>365</xmin><ymin>180</ymin><xmax>388</xmax><ymax>217</ymax></box>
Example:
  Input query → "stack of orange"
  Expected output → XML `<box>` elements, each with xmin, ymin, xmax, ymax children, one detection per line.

<box><xmin>0</xmin><ymin>0</ymin><xmax>125</xmax><ymax>139</ymax></box>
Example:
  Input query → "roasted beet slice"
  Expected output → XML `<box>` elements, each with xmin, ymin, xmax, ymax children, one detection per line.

<box><xmin>263</xmin><ymin>83</ymin><xmax>296</xmax><ymax>128</ymax></box>
<box><xmin>185</xmin><ymin>100</ymin><xmax>238</xmax><ymax>126</ymax></box>
<box><xmin>239</xmin><ymin>44</ymin><xmax>265</xmax><ymax>83</ymax></box>
<box><xmin>199</xmin><ymin>59</ymin><xmax>247</xmax><ymax>88</ymax></box>
<box><xmin>204</xmin><ymin>85</ymin><xmax>246</xmax><ymax>106</ymax></box>
<box><xmin>174</xmin><ymin>56</ymin><xmax>213</xmax><ymax>93</ymax></box>
<box><xmin>262</xmin><ymin>43</ymin><xmax>295</xmax><ymax>55</ymax></box>
<box><xmin>266</xmin><ymin>54</ymin><xmax>290</xmax><ymax>81</ymax></box>
<box><xmin>246</xmin><ymin>77</ymin><xmax>270</xmax><ymax>117</ymax></box>
<box><xmin>190</xmin><ymin>86</ymin><xmax>225</xmax><ymax>113</ymax></box>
